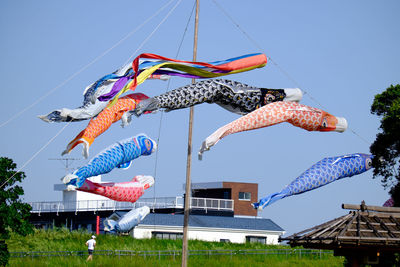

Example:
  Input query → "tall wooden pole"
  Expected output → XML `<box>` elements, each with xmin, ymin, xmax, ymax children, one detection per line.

<box><xmin>182</xmin><ymin>0</ymin><xmax>199</xmax><ymax>266</ymax></box>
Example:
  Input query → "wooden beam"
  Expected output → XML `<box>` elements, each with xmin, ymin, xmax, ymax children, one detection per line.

<box><xmin>347</xmin><ymin>228</ymin><xmax>400</xmax><ymax>235</ymax></box>
<box><xmin>312</xmin><ymin>214</ymin><xmax>352</xmax><ymax>239</ymax></box>
<box><xmin>337</xmin><ymin>213</ymin><xmax>357</xmax><ymax>238</ymax></box>
<box><xmin>360</xmin><ymin>211</ymin><xmax>400</xmax><ymax>218</ymax></box>
<box><xmin>337</xmin><ymin>236</ymin><xmax>400</xmax><ymax>242</ymax></box>
<box><xmin>360</xmin><ymin>214</ymin><xmax>382</xmax><ymax>238</ymax></box>
<box><xmin>181</xmin><ymin>1</ymin><xmax>199</xmax><ymax>267</ymax></box>
<box><xmin>282</xmin><ymin>214</ymin><xmax>350</xmax><ymax>239</ymax></box>
<box><xmin>389</xmin><ymin>216</ymin><xmax>400</xmax><ymax>230</ymax></box>
<box><xmin>356</xmin><ymin>220</ymin><xmax>400</xmax><ymax>228</ymax></box>
<box><xmin>342</xmin><ymin>203</ymin><xmax>400</xmax><ymax>213</ymax></box>
<box><xmin>373</xmin><ymin>215</ymin><xmax>397</xmax><ymax>238</ymax></box>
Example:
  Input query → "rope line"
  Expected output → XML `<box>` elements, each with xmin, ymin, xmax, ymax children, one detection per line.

<box><xmin>0</xmin><ymin>0</ymin><xmax>176</xmax><ymax>129</ymax></box>
<box><xmin>0</xmin><ymin>122</ymin><xmax>72</xmax><ymax>189</ymax></box>
<box><xmin>151</xmin><ymin>0</ymin><xmax>196</xmax><ymax>212</ymax></box>
<box><xmin>153</xmin><ymin>0</ymin><xmax>196</xmax><ymax>179</ymax></box>
<box><xmin>0</xmin><ymin>0</ymin><xmax>182</xmax><ymax>191</ymax></box>
<box><xmin>211</xmin><ymin>0</ymin><xmax>304</xmax><ymax>90</ymax></box>
<box><xmin>211</xmin><ymin>0</ymin><xmax>369</xmax><ymax>145</ymax></box>
<box><xmin>123</xmin><ymin>0</ymin><xmax>184</xmax><ymax>65</ymax></box>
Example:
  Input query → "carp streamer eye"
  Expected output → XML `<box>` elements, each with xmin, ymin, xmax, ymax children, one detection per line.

<box><xmin>322</xmin><ymin>118</ymin><xmax>328</xmax><ymax>128</ymax></box>
<box><xmin>264</xmin><ymin>94</ymin><xmax>275</xmax><ymax>104</ymax></box>
<box><xmin>144</xmin><ymin>139</ymin><xmax>152</xmax><ymax>151</ymax></box>
<box><xmin>365</xmin><ymin>158</ymin><xmax>372</xmax><ymax>169</ymax></box>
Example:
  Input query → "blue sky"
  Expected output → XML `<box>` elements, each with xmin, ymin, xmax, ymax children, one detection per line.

<box><xmin>1</xmin><ymin>0</ymin><xmax>399</xmax><ymax>235</ymax></box>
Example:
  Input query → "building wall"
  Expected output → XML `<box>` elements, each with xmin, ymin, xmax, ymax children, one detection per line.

<box><xmin>133</xmin><ymin>225</ymin><xmax>282</xmax><ymax>244</ymax></box>
<box><xmin>62</xmin><ymin>190</ymin><xmax>110</xmax><ymax>210</ymax></box>
<box><xmin>223</xmin><ymin>182</ymin><xmax>258</xmax><ymax>217</ymax></box>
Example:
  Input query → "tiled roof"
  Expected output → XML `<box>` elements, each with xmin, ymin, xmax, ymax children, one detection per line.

<box><xmin>138</xmin><ymin>213</ymin><xmax>284</xmax><ymax>232</ymax></box>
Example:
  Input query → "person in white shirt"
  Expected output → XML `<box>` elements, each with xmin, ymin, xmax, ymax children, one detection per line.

<box><xmin>85</xmin><ymin>235</ymin><xmax>96</xmax><ymax>261</ymax></box>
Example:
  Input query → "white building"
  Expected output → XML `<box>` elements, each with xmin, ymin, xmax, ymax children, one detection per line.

<box><xmin>31</xmin><ymin>179</ymin><xmax>285</xmax><ymax>244</ymax></box>
<box><xmin>111</xmin><ymin>212</ymin><xmax>285</xmax><ymax>245</ymax></box>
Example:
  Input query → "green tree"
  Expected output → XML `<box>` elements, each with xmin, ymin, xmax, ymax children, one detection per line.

<box><xmin>370</xmin><ymin>84</ymin><xmax>400</xmax><ymax>206</ymax></box>
<box><xmin>0</xmin><ymin>157</ymin><xmax>33</xmax><ymax>266</ymax></box>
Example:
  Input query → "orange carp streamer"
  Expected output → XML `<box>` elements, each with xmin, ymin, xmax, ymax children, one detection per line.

<box><xmin>62</xmin><ymin>93</ymin><xmax>149</xmax><ymax>158</ymax></box>
<box><xmin>199</xmin><ymin>101</ymin><xmax>348</xmax><ymax>159</ymax></box>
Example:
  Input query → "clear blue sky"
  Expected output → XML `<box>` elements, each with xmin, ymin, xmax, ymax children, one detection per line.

<box><xmin>1</xmin><ymin>0</ymin><xmax>399</xmax><ymax>235</ymax></box>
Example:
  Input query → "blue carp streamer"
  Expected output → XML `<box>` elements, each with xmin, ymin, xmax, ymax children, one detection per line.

<box><xmin>253</xmin><ymin>153</ymin><xmax>373</xmax><ymax>210</ymax></box>
<box><xmin>62</xmin><ymin>133</ymin><xmax>157</xmax><ymax>189</ymax></box>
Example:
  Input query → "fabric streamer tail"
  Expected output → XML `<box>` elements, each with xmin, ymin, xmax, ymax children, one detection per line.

<box><xmin>99</xmin><ymin>53</ymin><xmax>267</xmax><ymax>105</ymax></box>
<box><xmin>198</xmin><ymin>124</ymin><xmax>231</xmax><ymax>160</ymax></box>
<box><xmin>62</xmin><ymin>130</ymin><xmax>93</xmax><ymax>159</ymax></box>
<box><xmin>252</xmin><ymin>190</ymin><xmax>288</xmax><ymax>210</ymax></box>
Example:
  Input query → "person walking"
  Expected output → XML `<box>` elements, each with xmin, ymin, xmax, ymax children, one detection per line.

<box><xmin>86</xmin><ymin>235</ymin><xmax>96</xmax><ymax>261</ymax></box>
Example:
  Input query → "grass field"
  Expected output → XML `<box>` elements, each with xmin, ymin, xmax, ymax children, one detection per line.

<box><xmin>6</xmin><ymin>228</ymin><xmax>345</xmax><ymax>266</ymax></box>
<box><xmin>9</xmin><ymin>255</ymin><xmax>344</xmax><ymax>267</ymax></box>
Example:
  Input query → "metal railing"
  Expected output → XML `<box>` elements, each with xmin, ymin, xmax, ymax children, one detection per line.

<box><xmin>10</xmin><ymin>248</ymin><xmax>333</xmax><ymax>259</ymax></box>
<box><xmin>28</xmin><ymin>197</ymin><xmax>234</xmax><ymax>214</ymax></box>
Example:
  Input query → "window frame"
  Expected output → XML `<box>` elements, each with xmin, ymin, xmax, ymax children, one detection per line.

<box><xmin>152</xmin><ymin>231</ymin><xmax>183</xmax><ymax>240</ymax></box>
<box><xmin>246</xmin><ymin>235</ymin><xmax>266</xmax><ymax>244</ymax></box>
<box><xmin>238</xmin><ymin>191</ymin><xmax>251</xmax><ymax>201</ymax></box>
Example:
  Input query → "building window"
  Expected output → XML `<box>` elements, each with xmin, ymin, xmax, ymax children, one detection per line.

<box><xmin>246</xmin><ymin>236</ymin><xmax>266</xmax><ymax>244</ymax></box>
<box><xmin>238</xmin><ymin>192</ymin><xmax>251</xmax><ymax>201</ymax></box>
<box><xmin>152</xmin><ymin>231</ymin><xmax>183</xmax><ymax>240</ymax></box>
<box><xmin>223</xmin><ymin>191</ymin><xmax>230</xmax><ymax>199</ymax></box>
<box><xmin>220</xmin><ymin>239</ymin><xmax>230</xmax><ymax>243</ymax></box>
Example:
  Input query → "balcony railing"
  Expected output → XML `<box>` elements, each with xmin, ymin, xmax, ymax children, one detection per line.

<box><xmin>28</xmin><ymin>197</ymin><xmax>234</xmax><ymax>214</ymax></box>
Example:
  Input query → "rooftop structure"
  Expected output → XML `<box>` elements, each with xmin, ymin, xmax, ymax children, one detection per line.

<box><xmin>280</xmin><ymin>201</ymin><xmax>400</xmax><ymax>266</ymax></box>
<box><xmin>189</xmin><ymin>181</ymin><xmax>258</xmax><ymax>217</ymax></box>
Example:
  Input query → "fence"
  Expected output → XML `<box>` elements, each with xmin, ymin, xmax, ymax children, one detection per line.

<box><xmin>10</xmin><ymin>248</ymin><xmax>333</xmax><ymax>260</ymax></box>
<box><xmin>29</xmin><ymin>197</ymin><xmax>234</xmax><ymax>214</ymax></box>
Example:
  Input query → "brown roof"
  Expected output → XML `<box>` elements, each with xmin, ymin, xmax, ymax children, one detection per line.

<box><xmin>280</xmin><ymin>202</ymin><xmax>400</xmax><ymax>251</ymax></box>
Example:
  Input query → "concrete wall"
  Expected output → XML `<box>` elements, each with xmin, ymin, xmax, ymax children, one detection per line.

<box><xmin>133</xmin><ymin>225</ymin><xmax>283</xmax><ymax>244</ymax></box>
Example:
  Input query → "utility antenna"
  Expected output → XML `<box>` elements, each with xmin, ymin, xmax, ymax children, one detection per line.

<box><xmin>49</xmin><ymin>158</ymin><xmax>81</xmax><ymax>174</ymax></box>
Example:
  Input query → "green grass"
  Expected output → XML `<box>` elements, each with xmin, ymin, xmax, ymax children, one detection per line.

<box><xmin>9</xmin><ymin>255</ymin><xmax>344</xmax><ymax>267</ymax></box>
<box><xmin>6</xmin><ymin>228</ymin><xmax>292</xmax><ymax>251</ymax></box>
<box><xmin>6</xmin><ymin>228</ymin><xmax>345</xmax><ymax>266</ymax></box>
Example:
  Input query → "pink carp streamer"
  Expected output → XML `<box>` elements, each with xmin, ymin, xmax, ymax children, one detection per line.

<box><xmin>62</xmin><ymin>93</ymin><xmax>149</xmax><ymax>158</ymax></box>
<box><xmin>199</xmin><ymin>101</ymin><xmax>348</xmax><ymax>159</ymax></box>
<box><xmin>77</xmin><ymin>175</ymin><xmax>154</xmax><ymax>203</ymax></box>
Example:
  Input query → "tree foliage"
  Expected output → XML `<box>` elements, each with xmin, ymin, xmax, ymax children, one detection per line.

<box><xmin>370</xmin><ymin>84</ymin><xmax>400</xmax><ymax>205</ymax></box>
<box><xmin>0</xmin><ymin>157</ymin><xmax>33</xmax><ymax>266</ymax></box>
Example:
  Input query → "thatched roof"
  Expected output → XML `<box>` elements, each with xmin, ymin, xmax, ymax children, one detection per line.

<box><xmin>280</xmin><ymin>201</ymin><xmax>400</xmax><ymax>252</ymax></box>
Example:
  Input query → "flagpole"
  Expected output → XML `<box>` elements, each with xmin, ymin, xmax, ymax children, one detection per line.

<box><xmin>182</xmin><ymin>0</ymin><xmax>199</xmax><ymax>266</ymax></box>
